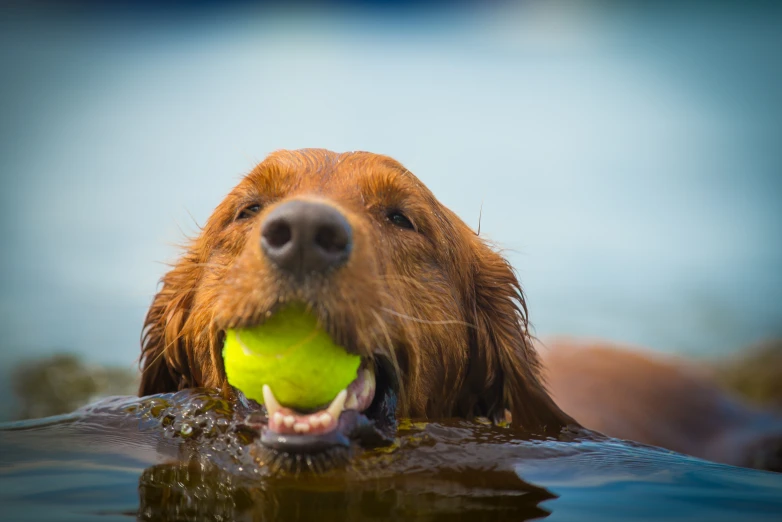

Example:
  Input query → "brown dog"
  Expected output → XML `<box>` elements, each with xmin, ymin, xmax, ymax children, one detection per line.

<box><xmin>140</xmin><ymin>148</ymin><xmax>575</xmax><ymax>450</ymax></box>
<box><xmin>139</xmin><ymin>149</ymin><xmax>781</xmax><ymax>469</ymax></box>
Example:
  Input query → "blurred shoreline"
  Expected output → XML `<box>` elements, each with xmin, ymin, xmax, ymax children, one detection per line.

<box><xmin>7</xmin><ymin>340</ymin><xmax>780</xmax><ymax>422</ymax></box>
<box><xmin>10</xmin><ymin>353</ymin><xmax>139</xmax><ymax>421</ymax></box>
<box><xmin>712</xmin><ymin>339</ymin><xmax>782</xmax><ymax>412</ymax></box>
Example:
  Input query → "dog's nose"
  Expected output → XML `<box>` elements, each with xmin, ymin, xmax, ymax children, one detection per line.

<box><xmin>261</xmin><ymin>200</ymin><xmax>352</xmax><ymax>277</ymax></box>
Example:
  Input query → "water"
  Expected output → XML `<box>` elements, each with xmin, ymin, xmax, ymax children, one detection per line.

<box><xmin>1</xmin><ymin>390</ymin><xmax>781</xmax><ymax>521</ymax></box>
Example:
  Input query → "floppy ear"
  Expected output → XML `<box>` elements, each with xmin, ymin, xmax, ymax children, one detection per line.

<box><xmin>460</xmin><ymin>238</ymin><xmax>578</xmax><ymax>433</ymax></box>
<box><xmin>138</xmin><ymin>253</ymin><xmax>211</xmax><ymax>396</ymax></box>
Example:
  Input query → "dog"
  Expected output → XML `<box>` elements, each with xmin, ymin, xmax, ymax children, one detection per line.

<box><xmin>541</xmin><ymin>339</ymin><xmax>782</xmax><ymax>470</ymax></box>
<box><xmin>139</xmin><ymin>149</ymin><xmax>781</xmax><ymax>470</ymax></box>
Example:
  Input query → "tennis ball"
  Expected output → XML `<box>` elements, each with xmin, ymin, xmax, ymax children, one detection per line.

<box><xmin>222</xmin><ymin>304</ymin><xmax>361</xmax><ymax>410</ymax></box>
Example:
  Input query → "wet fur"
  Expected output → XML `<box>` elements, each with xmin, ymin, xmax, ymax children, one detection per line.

<box><xmin>139</xmin><ymin>149</ymin><xmax>575</xmax><ymax>434</ymax></box>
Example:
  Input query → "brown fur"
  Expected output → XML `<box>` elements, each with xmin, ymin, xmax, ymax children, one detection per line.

<box><xmin>541</xmin><ymin>339</ymin><xmax>782</xmax><ymax>470</ymax></box>
<box><xmin>139</xmin><ymin>149</ymin><xmax>575</xmax><ymax>434</ymax></box>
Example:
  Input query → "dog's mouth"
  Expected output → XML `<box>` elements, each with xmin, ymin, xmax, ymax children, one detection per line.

<box><xmin>221</xmin><ymin>299</ymin><xmax>400</xmax><ymax>457</ymax></box>
<box><xmin>235</xmin><ymin>355</ymin><xmax>398</xmax><ymax>456</ymax></box>
<box><xmin>259</xmin><ymin>357</ymin><xmax>396</xmax><ymax>452</ymax></box>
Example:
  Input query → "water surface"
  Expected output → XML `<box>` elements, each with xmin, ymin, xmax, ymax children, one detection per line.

<box><xmin>2</xmin><ymin>390</ymin><xmax>781</xmax><ymax>521</ymax></box>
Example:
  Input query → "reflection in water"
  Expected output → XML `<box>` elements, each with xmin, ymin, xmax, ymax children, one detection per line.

<box><xmin>138</xmin><ymin>461</ymin><xmax>554</xmax><ymax>521</ymax></box>
<box><xmin>131</xmin><ymin>390</ymin><xmax>557</xmax><ymax>520</ymax></box>
<box><xmin>2</xmin><ymin>389</ymin><xmax>782</xmax><ymax>521</ymax></box>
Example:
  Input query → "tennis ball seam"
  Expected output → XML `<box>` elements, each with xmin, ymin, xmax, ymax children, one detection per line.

<box><xmin>236</xmin><ymin>327</ymin><xmax>321</xmax><ymax>358</ymax></box>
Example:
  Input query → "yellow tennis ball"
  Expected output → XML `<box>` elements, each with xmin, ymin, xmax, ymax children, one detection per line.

<box><xmin>222</xmin><ymin>304</ymin><xmax>361</xmax><ymax>410</ymax></box>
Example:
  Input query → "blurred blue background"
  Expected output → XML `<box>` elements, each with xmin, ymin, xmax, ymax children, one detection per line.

<box><xmin>1</xmin><ymin>1</ymin><xmax>781</xmax><ymax>420</ymax></box>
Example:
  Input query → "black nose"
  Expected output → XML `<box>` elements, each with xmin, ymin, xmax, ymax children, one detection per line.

<box><xmin>261</xmin><ymin>200</ymin><xmax>352</xmax><ymax>278</ymax></box>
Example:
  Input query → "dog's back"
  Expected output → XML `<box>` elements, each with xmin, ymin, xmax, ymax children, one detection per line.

<box><xmin>541</xmin><ymin>339</ymin><xmax>782</xmax><ymax>470</ymax></box>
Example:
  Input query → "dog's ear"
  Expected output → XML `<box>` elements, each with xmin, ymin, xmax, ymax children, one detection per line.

<box><xmin>139</xmin><ymin>253</ymin><xmax>211</xmax><ymax>396</ymax></box>
<box><xmin>460</xmin><ymin>237</ymin><xmax>578</xmax><ymax>433</ymax></box>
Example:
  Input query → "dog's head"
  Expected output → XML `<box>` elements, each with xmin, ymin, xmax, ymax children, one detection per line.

<box><xmin>140</xmin><ymin>149</ymin><xmax>575</xmax><ymax>458</ymax></box>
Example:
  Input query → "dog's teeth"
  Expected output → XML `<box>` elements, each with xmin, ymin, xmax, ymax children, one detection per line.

<box><xmin>361</xmin><ymin>369</ymin><xmax>375</xmax><ymax>400</ymax></box>
<box><xmin>272</xmin><ymin>411</ymin><xmax>284</xmax><ymax>425</ymax></box>
<box><xmin>327</xmin><ymin>389</ymin><xmax>348</xmax><ymax>420</ymax></box>
<box><xmin>318</xmin><ymin>412</ymin><xmax>332</xmax><ymax>426</ymax></box>
<box><xmin>293</xmin><ymin>422</ymin><xmax>310</xmax><ymax>433</ymax></box>
<box><xmin>263</xmin><ymin>385</ymin><xmax>282</xmax><ymax>415</ymax></box>
<box><xmin>345</xmin><ymin>392</ymin><xmax>359</xmax><ymax>410</ymax></box>
<box><xmin>309</xmin><ymin>415</ymin><xmax>321</xmax><ymax>428</ymax></box>
<box><xmin>283</xmin><ymin>415</ymin><xmax>295</xmax><ymax>427</ymax></box>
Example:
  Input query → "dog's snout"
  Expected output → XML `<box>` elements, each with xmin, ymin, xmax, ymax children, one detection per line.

<box><xmin>261</xmin><ymin>200</ymin><xmax>352</xmax><ymax>277</ymax></box>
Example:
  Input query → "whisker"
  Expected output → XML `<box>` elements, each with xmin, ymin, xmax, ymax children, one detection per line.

<box><xmin>375</xmin><ymin>275</ymin><xmax>428</xmax><ymax>288</ymax></box>
<box><xmin>370</xmin><ymin>309</ymin><xmax>406</xmax><ymax>407</ymax></box>
<box><xmin>477</xmin><ymin>199</ymin><xmax>483</xmax><ymax>236</ymax></box>
<box><xmin>376</xmin><ymin>274</ymin><xmax>424</xmax><ymax>283</ymax></box>
<box><xmin>183</xmin><ymin>207</ymin><xmax>203</xmax><ymax>231</ymax></box>
<box><xmin>379</xmin><ymin>307</ymin><xmax>475</xmax><ymax>329</ymax></box>
<box><xmin>139</xmin><ymin>338</ymin><xmax>171</xmax><ymax>377</ymax></box>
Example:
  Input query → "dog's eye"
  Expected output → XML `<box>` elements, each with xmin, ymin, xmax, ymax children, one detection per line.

<box><xmin>236</xmin><ymin>203</ymin><xmax>261</xmax><ymax>221</ymax></box>
<box><xmin>387</xmin><ymin>211</ymin><xmax>415</xmax><ymax>231</ymax></box>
